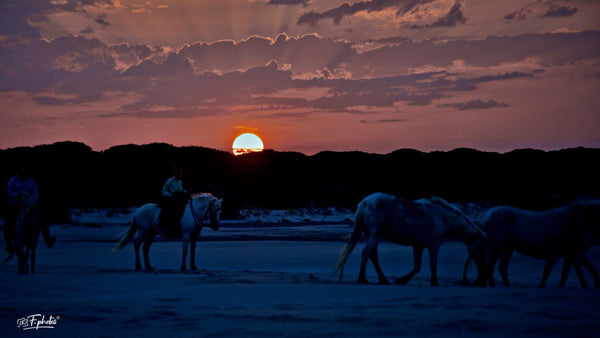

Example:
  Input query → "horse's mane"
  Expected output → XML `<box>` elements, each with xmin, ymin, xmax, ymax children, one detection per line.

<box><xmin>427</xmin><ymin>196</ymin><xmax>460</xmax><ymax>213</ymax></box>
<box><xmin>427</xmin><ymin>196</ymin><xmax>474</xmax><ymax>224</ymax></box>
<box><xmin>190</xmin><ymin>192</ymin><xmax>215</xmax><ymax>199</ymax></box>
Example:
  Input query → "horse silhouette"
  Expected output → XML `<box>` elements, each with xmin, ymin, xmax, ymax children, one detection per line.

<box><xmin>335</xmin><ymin>193</ymin><xmax>489</xmax><ymax>286</ymax></box>
<box><xmin>115</xmin><ymin>193</ymin><xmax>222</xmax><ymax>271</ymax></box>
<box><xmin>13</xmin><ymin>194</ymin><xmax>40</xmax><ymax>274</ymax></box>
<box><xmin>463</xmin><ymin>202</ymin><xmax>600</xmax><ymax>288</ymax></box>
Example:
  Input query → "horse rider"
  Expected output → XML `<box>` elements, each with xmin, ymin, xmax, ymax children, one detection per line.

<box><xmin>159</xmin><ymin>166</ymin><xmax>189</xmax><ymax>237</ymax></box>
<box><xmin>4</xmin><ymin>171</ymin><xmax>56</xmax><ymax>253</ymax></box>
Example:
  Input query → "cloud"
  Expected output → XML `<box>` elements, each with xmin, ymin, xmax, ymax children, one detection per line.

<box><xmin>360</xmin><ymin>118</ymin><xmax>405</xmax><ymax>123</ymax></box>
<box><xmin>437</xmin><ymin>99</ymin><xmax>508</xmax><ymax>110</ymax></box>
<box><xmin>267</xmin><ymin>0</ymin><xmax>311</xmax><ymax>6</ymax></box>
<box><xmin>79</xmin><ymin>25</ymin><xmax>94</xmax><ymax>34</ymax></box>
<box><xmin>542</xmin><ymin>5</ymin><xmax>578</xmax><ymax>18</ymax></box>
<box><xmin>350</xmin><ymin>31</ymin><xmax>600</xmax><ymax>77</ymax></box>
<box><xmin>297</xmin><ymin>0</ymin><xmax>435</xmax><ymax>26</ymax></box>
<box><xmin>0</xmin><ymin>35</ymin><xmax>167</xmax><ymax>99</ymax></box>
<box><xmin>94</xmin><ymin>13</ymin><xmax>109</xmax><ymax>27</ymax></box>
<box><xmin>430</xmin><ymin>1</ymin><xmax>466</xmax><ymax>27</ymax></box>
<box><xmin>176</xmin><ymin>33</ymin><xmax>357</xmax><ymax>76</ymax></box>
<box><xmin>504</xmin><ymin>1</ymin><xmax>578</xmax><ymax>21</ymax></box>
<box><xmin>0</xmin><ymin>0</ymin><xmax>115</xmax><ymax>40</ymax></box>
<box><xmin>130</xmin><ymin>2</ymin><xmax>169</xmax><ymax>14</ymax></box>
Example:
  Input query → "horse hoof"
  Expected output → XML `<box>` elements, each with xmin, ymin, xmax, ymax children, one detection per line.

<box><xmin>190</xmin><ymin>266</ymin><xmax>198</xmax><ymax>271</ymax></box>
<box><xmin>145</xmin><ymin>266</ymin><xmax>155</xmax><ymax>271</ymax></box>
<box><xmin>379</xmin><ymin>279</ymin><xmax>390</xmax><ymax>285</ymax></box>
<box><xmin>394</xmin><ymin>277</ymin><xmax>410</xmax><ymax>285</ymax></box>
<box><xmin>357</xmin><ymin>279</ymin><xmax>369</xmax><ymax>284</ymax></box>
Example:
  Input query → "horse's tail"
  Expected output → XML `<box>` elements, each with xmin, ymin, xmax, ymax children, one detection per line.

<box><xmin>333</xmin><ymin>201</ymin><xmax>366</xmax><ymax>281</ymax></box>
<box><xmin>113</xmin><ymin>218</ymin><xmax>137</xmax><ymax>252</ymax></box>
<box><xmin>462</xmin><ymin>256</ymin><xmax>472</xmax><ymax>283</ymax></box>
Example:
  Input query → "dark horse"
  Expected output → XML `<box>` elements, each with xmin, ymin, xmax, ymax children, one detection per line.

<box><xmin>13</xmin><ymin>195</ymin><xmax>40</xmax><ymax>274</ymax></box>
<box><xmin>463</xmin><ymin>202</ymin><xmax>600</xmax><ymax>288</ymax></box>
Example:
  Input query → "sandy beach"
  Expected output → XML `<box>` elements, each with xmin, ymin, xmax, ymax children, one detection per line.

<box><xmin>1</xmin><ymin>209</ymin><xmax>599</xmax><ymax>337</ymax></box>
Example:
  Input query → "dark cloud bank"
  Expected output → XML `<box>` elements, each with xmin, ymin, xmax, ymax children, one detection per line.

<box><xmin>2</xmin><ymin>28</ymin><xmax>598</xmax><ymax>118</ymax></box>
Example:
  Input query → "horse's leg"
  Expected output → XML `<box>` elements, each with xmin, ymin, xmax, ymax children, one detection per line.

<box><xmin>357</xmin><ymin>238</ymin><xmax>378</xmax><ymax>284</ymax></box>
<box><xmin>498</xmin><ymin>250</ymin><xmax>513</xmax><ymax>287</ymax></box>
<box><xmin>487</xmin><ymin>254</ymin><xmax>500</xmax><ymax>287</ymax></box>
<box><xmin>30</xmin><ymin>247</ymin><xmax>36</xmax><ymax>274</ymax></box>
<box><xmin>369</xmin><ymin>243</ymin><xmax>389</xmax><ymax>285</ymax></box>
<box><xmin>395</xmin><ymin>246</ymin><xmax>424</xmax><ymax>285</ymax></box>
<box><xmin>23</xmin><ymin>249</ymin><xmax>29</xmax><ymax>274</ymax></box>
<box><xmin>181</xmin><ymin>233</ymin><xmax>190</xmax><ymax>271</ymax></box>
<box><xmin>17</xmin><ymin>251</ymin><xmax>24</xmax><ymax>274</ymax></box>
<box><xmin>142</xmin><ymin>234</ymin><xmax>155</xmax><ymax>271</ymax></box>
<box><xmin>189</xmin><ymin>233</ymin><xmax>199</xmax><ymax>271</ymax></box>
<box><xmin>428</xmin><ymin>244</ymin><xmax>440</xmax><ymax>287</ymax></box>
<box><xmin>133</xmin><ymin>236</ymin><xmax>143</xmax><ymax>270</ymax></box>
<box><xmin>570</xmin><ymin>257</ymin><xmax>588</xmax><ymax>289</ymax></box>
<box><xmin>558</xmin><ymin>257</ymin><xmax>573</xmax><ymax>288</ymax></box>
<box><xmin>581</xmin><ymin>255</ymin><xmax>600</xmax><ymax>289</ymax></box>
<box><xmin>538</xmin><ymin>256</ymin><xmax>558</xmax><ymax>288</ymax></box>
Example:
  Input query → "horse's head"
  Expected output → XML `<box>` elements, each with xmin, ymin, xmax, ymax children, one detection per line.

<box><xmin>206</xmin><ymin>197</ymin><xmax>222</xmax><ymax>231</ymax></box>
<box><xmin>19</xmin><ymin>193</ymin><xmax>38</xmax><ymax>214</ymax></box>
<box><xmin>466</xmin><ymin>227</ymin><xmax>489</xmax><ymax>287</ymax></box>
<box><xmin>17</xmin><ymin>193</ymin><xmax>38</xmax><ymax>226</ymax></box>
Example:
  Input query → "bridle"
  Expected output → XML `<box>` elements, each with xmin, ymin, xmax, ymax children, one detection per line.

<box><xmin>189</xmin><ymin>197</ymin><xmax>218</xmax><ymax>229</ymax></box>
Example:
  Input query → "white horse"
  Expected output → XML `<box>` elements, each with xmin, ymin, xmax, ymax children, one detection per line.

<box><xmin>114</xmin><ymin>193</ymin><xmax>222</xmax><ymax>271</ymax></box>
<box><xmin>14</xmin><ymin>194</ymin><xmax>40</xmax><ymax>274</ymax></box>
<box><xmin>334</xmin><ymin>193</ymin><xmax>489</xmax><ymax>286</ymax></box>
<box><xmin>463</xmin><ymin>202</ymin><xmax>600</xmax><ymax>288</ymax></box>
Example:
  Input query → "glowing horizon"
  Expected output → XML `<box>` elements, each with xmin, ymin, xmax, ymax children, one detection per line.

<box><xmin>1</xmin><ymin>0</ymin><xmax>599</xmax><ymax>154</ymax></box>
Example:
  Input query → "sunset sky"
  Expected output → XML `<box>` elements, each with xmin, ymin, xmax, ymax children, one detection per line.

<box><xmin>1</xmin><ymin>0</ymin><xmax>599</xmax><ymax>154</ymax></box>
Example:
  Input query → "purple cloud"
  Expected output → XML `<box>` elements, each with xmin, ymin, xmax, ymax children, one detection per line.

<box><xmin>177</xmin><ymin>34</ymin><xmax>356</xmax><ymax>75</ymax></box>
<box><xmin>94</xmin><ymin>13</ymin><xmax>110</xmax><ymax>27</ymax></box>
<box><xmin>79</xmin><ymin>25</ymin><xmax>94</xmax><ymax>34</ymax></box>
<box><xmin>0</xmin><ymin>0</ymin><xmax>114</xmax><ymax>40</ymax></box>
<box><xmin>430</xmin><ymin>2</ymin><xmax>466</xmax><ymax>27</ymax></box>
<box><xmin>542</xmin><ymin>5</ymin><xmax>578</xmax><ymax>18</ymax></box>
<box><xmin>360</xmin><ymin>119</ymin><xmax>405</xmax><ymax>123</ymax></box>
<box><xmin>267</xmin><ymin>0</ymin><xmax>311</xmax><ymax>6</ymax></box>
<box><xmin>437</xmin><ymin>99</ymin><xmax>508</xmax><ymax>111</ymax></box>
<box><xmin>297</xmin><ymin>0</ymin><xmax>434</xmax><ymax>26</ymax></box>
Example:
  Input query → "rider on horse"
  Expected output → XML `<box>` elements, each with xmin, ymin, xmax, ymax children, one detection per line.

<box><xmin>4</xmin><ymin>170</ymin><xmax>56</xmax><ymax>253</ymax></box>
<box><xmin>158</xmin><ymin>166</ymin><xmax>189</xmax><ymax>238</ymax></box>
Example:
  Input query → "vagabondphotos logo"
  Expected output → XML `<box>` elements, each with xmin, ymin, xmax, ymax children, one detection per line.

<box><xmin>17</xmin><ymin>314</ymin><xmax>60</xmax><ymax>331</ymax></box>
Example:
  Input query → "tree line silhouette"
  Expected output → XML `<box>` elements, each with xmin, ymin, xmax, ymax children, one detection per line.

<box><xmin>1</xmin><ymin>141</ymin><xmax>598</xmax><ymax>222</ymax></box>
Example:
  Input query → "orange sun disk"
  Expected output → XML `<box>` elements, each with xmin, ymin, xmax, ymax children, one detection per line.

<box><xmin>232</xmin><ymin>133</ymin><xmax>264</xmax><ymax>156</ymax></box>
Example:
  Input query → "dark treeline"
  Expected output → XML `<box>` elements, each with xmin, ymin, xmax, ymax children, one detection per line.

<box><xmin>1</xmin><ymin>141</ymin><xmax>599</xmax><ymax>222</ymax></box>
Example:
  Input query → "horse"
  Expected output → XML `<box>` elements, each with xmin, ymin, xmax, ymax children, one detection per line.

<box><xmin>334</xmin><ymin>193</ymin><xmax>489</xmax><ymax>286</ymax></box>
<box><xmin>463</xmin><ymin>202</ymin><xmax>600</xmax><ymax>288</ymax></box>
<box><xmin>114</xmin><ymin>193</ymin><xmax>222</xmax><ymax>271</ymax></box>
<box><xmin>13</xmin><ymin>194</ymin><xmax>40</xmax><ymax>274</ymax></box>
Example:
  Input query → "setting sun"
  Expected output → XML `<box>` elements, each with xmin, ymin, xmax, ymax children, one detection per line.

<box><xmin>232</xmin><ymin>133</ymin><xmax>264</xmax><ymax>156</ymax></box>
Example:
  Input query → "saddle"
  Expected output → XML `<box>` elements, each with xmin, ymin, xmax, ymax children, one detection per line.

<box><xmin>158</xmin><ymin>196</ymin><xmax>187</xmax><ymax>239</ymax></box>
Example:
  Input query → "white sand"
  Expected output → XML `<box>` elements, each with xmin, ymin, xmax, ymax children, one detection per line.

<box><xmin>1</xmin><ymin>212</ymin><xmax>599</xmax><ymax>337</ymax></box>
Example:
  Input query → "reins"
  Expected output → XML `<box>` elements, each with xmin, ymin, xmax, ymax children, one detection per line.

<box><xmin>189</xmin><ymin>197</ymin><xmax>215</xmax><ymax>228</ymax></box>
